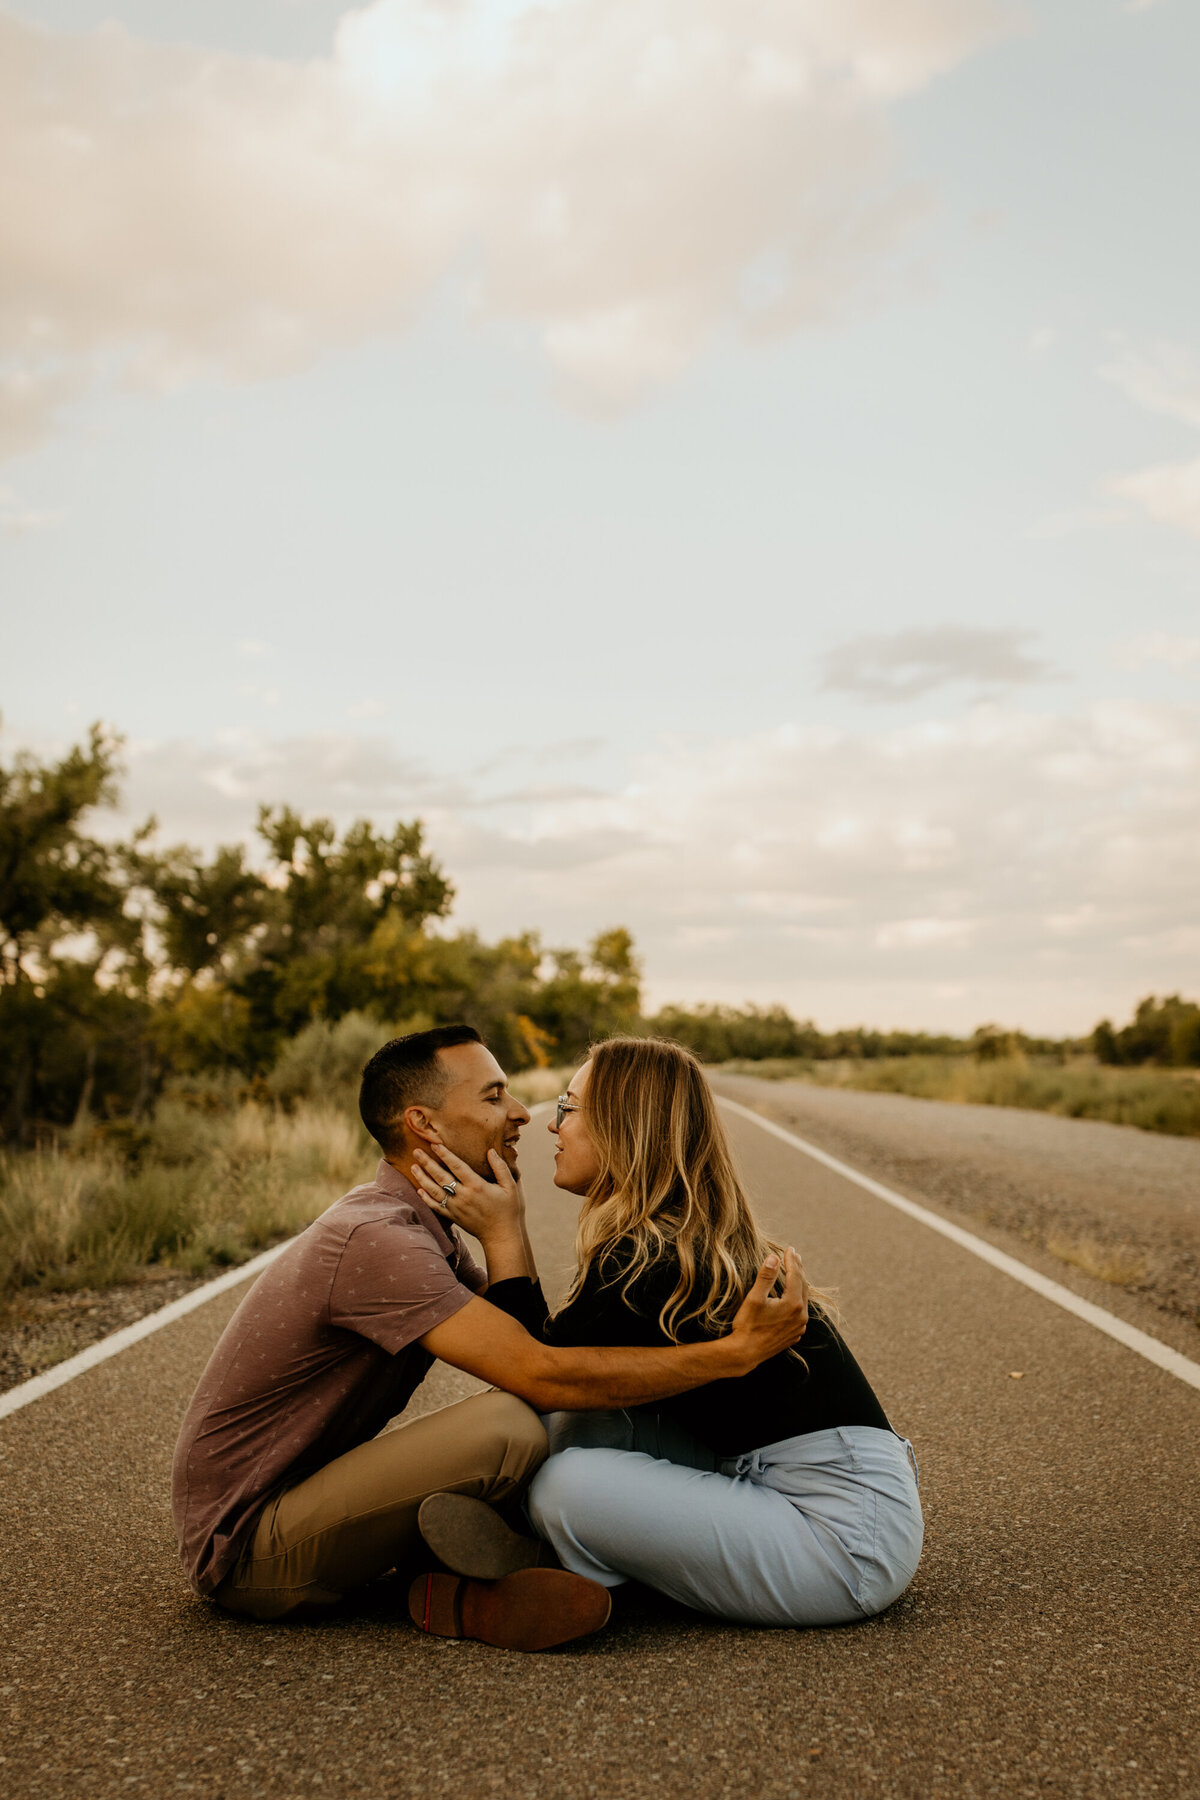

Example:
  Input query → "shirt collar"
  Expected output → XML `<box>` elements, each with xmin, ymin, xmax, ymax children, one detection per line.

<box><xmin>374</xmin><ymin>1157</ymin><xmax>458</xmax><ymax>1257</ymax></box>
<box><xmin>375</xmin><ymin>1157</ymin><xmax>413</xmax><ymax>1198</ymax></box>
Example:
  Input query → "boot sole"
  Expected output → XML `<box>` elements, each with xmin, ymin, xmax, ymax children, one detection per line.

<box><xmin>408</xmin><ymin>1569</ymin><xmax>612</xmax><ymax>1653</ymax></box>
<box><xmin>418</xmin><ymin>1492</ymin><xmax>544</xmax><ymax>1579</ymax></box>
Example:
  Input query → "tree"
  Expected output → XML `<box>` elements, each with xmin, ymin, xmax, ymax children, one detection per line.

<box><xmin>0</xmin><ymin>723</ymin><xmax>125</xmax><ymax>985</ymax></box>
<box><xmin>0</xmin><ymin>724</ymin><xmax>153</xmax><ymax>1136</ymax></box>
<box><xmin>525</xmin><ymin>928</ymin><xmax>643</xmax><ymax>1062</ymax></box>
<box><xmin>244</xmin><ymin>808</ymin><xmax>454</xmax><ymax>1043</ymax></box>
<box><xmin>140</xmin><ymin>809</ymin><xmax>457</xmax><ymax>1071</ymax></box>
<box><xmin>146</xmin><ymin>843</ymin><xmax>266</xmax><ymax>979</ymax></box>
<box><xmin>1093</xmin><ymin>995</ymin><xmax>1200</xmax><ymax>1068</ymax></box>
<box><xmin>970</xmin><ymin>1023</ymin><xmax>1020</xmax><ymax>1062</ymax></box>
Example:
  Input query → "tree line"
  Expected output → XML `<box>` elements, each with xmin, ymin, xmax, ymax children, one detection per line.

<box><xmin>2</xmin><ymin>724</ymin><xmax>1195</xmax><ymax>1144</ymax></box>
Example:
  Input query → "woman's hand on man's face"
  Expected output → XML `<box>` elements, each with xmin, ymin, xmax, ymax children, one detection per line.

<box><xmin>410</xmin><ymin>1140</ymin><xmax>525</xmax><ymax>1244</ymax></box>
<box><xmin>727</xmin><ymin>1248</ymin><xmax>810</xmax><ymax>1371</ymax></box>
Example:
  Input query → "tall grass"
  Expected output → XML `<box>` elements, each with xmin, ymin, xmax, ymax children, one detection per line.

<box><xmin>0</xmin><ymin>1101</ymin><xmax>372</xmax><ymax>1299</ymax></box>
<box><xmin>719</xmin><ymin>1054</ymin><xmax>1200</xmax><ymax>1137</ymax></box>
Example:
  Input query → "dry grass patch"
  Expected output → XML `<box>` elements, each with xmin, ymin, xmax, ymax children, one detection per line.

<box><xmin>23</xmin><ymin>1327</ymin><xmax>79</xmax><ymax>1370</ymax></box>
<box><xmin>0</xmin><ymin>1101</ymin><xmax>374</xmax><ymax>1301</ymax></box>
<box><xmin>1045</xmin><ymin>1231</ymin><xmax>1149</xmax><ymax>1288</ymax></box>
<box><xmin>720</xmin><ymin>1055</ymin><xmax>1200</xmax><ymax>1137</ymax></box>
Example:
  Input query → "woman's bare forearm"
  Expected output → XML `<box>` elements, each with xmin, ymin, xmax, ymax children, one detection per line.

<box><xmin>518</xmin><ymin>1214</ymin><xmax>538</xmax><ymax>1281</ymax></box>
<box><xmin>479</xmin><ymin>1225</ymin><xmax>537</xmax><ymax>1286</ymax></box>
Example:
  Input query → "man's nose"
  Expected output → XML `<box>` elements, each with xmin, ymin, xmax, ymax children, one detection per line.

<box><xmin>510</xmin><ymin>1098</ymin><xmax>531</xmax><ymax>1125</ymax></box>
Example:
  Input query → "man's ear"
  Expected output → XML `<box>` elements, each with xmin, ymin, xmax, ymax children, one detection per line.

<box><xmin>402</xmin><ymin>1103</ymin><xmax>439</xmax><ymax>1148</ymax></box>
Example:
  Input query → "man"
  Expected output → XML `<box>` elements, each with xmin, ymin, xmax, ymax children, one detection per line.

<box><xmin>172</xmin><ymin>1025</ymin><xmax>807</xmax><ymax>1651</ymax></box>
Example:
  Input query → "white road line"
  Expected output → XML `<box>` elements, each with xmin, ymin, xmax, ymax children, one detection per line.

<box><xmin>720</xmin><ymin>1096</ymin><xmax>1200</xmax><ymax>1395</ymax></box>
<box><xmin>0</xmin><ymin>1242</ymin><xmax>295</xmax><ymax>1423</ymax></box>
<box><xmin>0</xmin><ymin>1101</ymin><xmax>558</xmax><ymax>1423</ymax></box>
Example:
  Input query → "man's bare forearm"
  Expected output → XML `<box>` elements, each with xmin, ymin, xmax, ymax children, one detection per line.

<box><xmin>420</xmin><ymin>1281</ymin><xmax>804</xmax><ymax>1414</ymax></box>
<box><xmin>527</xmin><ymin>1337</ymin><xmax>747</xmax><ymax>1412</ymax></box>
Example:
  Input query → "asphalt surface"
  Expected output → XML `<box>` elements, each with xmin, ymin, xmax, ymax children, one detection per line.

<box><xmin>2</xmin><ymin>1101</ymin><xmax>1198</xmax><ymax>1800</ymax></box>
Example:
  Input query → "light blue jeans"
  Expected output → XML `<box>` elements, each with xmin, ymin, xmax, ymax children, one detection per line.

<box><xmin>527</xmin><ymin>1411</ymin><xmax>924</xmax><ymax>1628</ymax></box>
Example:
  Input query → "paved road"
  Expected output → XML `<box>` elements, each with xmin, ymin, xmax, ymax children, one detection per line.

<box><xmin>2</xmin><ymin>1103</ymin><xmax>1198</xmax><ymax>1800</ymax></box>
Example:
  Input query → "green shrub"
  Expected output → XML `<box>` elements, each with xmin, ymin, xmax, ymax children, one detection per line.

<box><xmin>267</xmin><ymin>1012</ymin><xmax>404</xmax><ymax>1108</ymax></box>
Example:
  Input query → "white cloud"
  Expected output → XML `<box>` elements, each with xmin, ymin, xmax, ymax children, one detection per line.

<box><xmin>1109</xmin><ymin>456</ymin><xmax>1200</xmax><ymax>538</ymax></box>
<box><xmin>0</xmin><ymin>363</ymin><xmax>87</xmax><ymax>462</ymax></box>
<box><xmin>874</xmin><ymin>916</ymin><xmax>976</xmax><ymax>950</ymax></box>
<box><xmin>821</xmin><ymin>625</ymin><xmax>1053</xmax><ymax>699</ymax></box>
<box><xmin>111</xmin><ymin>728</ymin><xmax>468</xmax><ymax>840</ymax></box>
<box><xmin>80</xmin><ymin>694</ymin><xmax>1200</xmax><ymax>1033</ymax></box>
<box><xmin>0</xmin><ymin>483</ymin><xmax>58</xmax><ymax>534</ymax></box>
<box><xmin>1100</xmin><ymin>339</ymin><xmax>1200</xmax><ymax>430</ymax></box>
<box><xmin>1102</xmin><ymin>339</ymin><xmax>1200</xmax><ymax>538</ymax></box>
<box><xmin>1112</xmin><ymin>632</ymin><xmax>1200</xmax><ymax>671</ymax></box>
<box><xmin>236</xmin><ymin>675</ymin><xmax>282</xmax><ymax>708</ymax></box>
<box><xmin>0</xmin><ymin>0</ymin><xmax>1012</xmax><ymax>454</ymax></box>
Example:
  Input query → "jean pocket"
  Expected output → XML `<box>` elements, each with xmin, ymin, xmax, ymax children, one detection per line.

<box><xmin>853</xmin><ymin>1492</ymin><xmax>925</xmax><ymax>1616</ymax></box>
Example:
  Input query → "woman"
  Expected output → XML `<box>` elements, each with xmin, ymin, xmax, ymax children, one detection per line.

<box><xmin>411</xmin><ymin>1036</ymin><xmax>922</xmax><ymax>1630</ymax></box>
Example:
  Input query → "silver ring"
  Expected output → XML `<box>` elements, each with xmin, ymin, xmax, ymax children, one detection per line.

<box><xmin>442</xmin><ymin>1181</ymin><xmax>457</xmax><ymax>1199</ymax></box>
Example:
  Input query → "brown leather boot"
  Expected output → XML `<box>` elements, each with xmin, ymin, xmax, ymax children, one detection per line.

<box><xmin>407</xmin><ymin>1567</ymin><xmax>612</xmax><ymax>1653</ymax></box>
<box><xmin>418</xmin><ymin>1491</ymin><xmax>559</xmax><ymax>1577</ymax></box>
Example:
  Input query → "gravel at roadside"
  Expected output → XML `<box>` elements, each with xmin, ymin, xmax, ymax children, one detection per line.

<box><xmin>0</xmin><ymin>1270</ymin><xmax>221</xmax><ymax>1394</ymax></box>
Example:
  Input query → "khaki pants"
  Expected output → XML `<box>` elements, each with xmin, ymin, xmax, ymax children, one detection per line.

<box><xmin>215</xmin><ymin>1389</ymin><xmax>547</xmax><ymax>1621</ymax></box>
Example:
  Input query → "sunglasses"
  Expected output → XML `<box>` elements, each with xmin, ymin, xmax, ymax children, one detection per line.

<box><xmin>554</xmin><ymin>1094</ymin><xmax>582</xmax><ymax>1130</ymax></box>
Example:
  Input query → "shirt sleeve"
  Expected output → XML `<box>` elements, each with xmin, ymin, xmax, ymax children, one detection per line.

<box><xmin>485</xmin><ymin>1277</ymin><xmax>550</xmax><ymax>1335</ymax></box>
<box><xmin>329</xmin><ymin>1215</ymin><xmax>477</xmax><ymax>1355</ymax></box>
<box><xmin>451</xmin><ymin>1231</ymin><xmax>489</xmax><ymax>1295</ymax></box>
<box><xmin>541</xmin><ymin>1257</ymin><xmax>683</xmax><ymax>1350</ymax></box>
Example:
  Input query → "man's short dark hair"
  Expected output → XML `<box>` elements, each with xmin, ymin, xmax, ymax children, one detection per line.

<box><xmin>359</xmin><ymin>1025</ymin><xmax>484</xmax><ymax>1154</ymax></box>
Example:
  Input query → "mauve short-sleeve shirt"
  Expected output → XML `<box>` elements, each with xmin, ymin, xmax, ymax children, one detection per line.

<box><xmin>171</xmin><ymin>1159</ymin><xmax>486</xmax><ymax>1596</ymax></box>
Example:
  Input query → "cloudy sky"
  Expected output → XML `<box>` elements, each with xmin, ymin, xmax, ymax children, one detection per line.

<box><xmin>3</xmin><ymin>0</ymin><xmax>1198</xmax><ymax>1034</ymax></box>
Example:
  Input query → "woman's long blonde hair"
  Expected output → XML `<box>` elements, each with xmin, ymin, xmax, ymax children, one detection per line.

<box><xmin>557</xmin><ymin>1035</ymin><xmax>828</xmax><ymax>1343</ymax></box>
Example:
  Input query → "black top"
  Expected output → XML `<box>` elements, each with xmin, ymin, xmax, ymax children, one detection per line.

<box><xmin>487</xmin><ymin>1245</ymin><xmax>891</xmax><ymax>1459</ymax></box>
